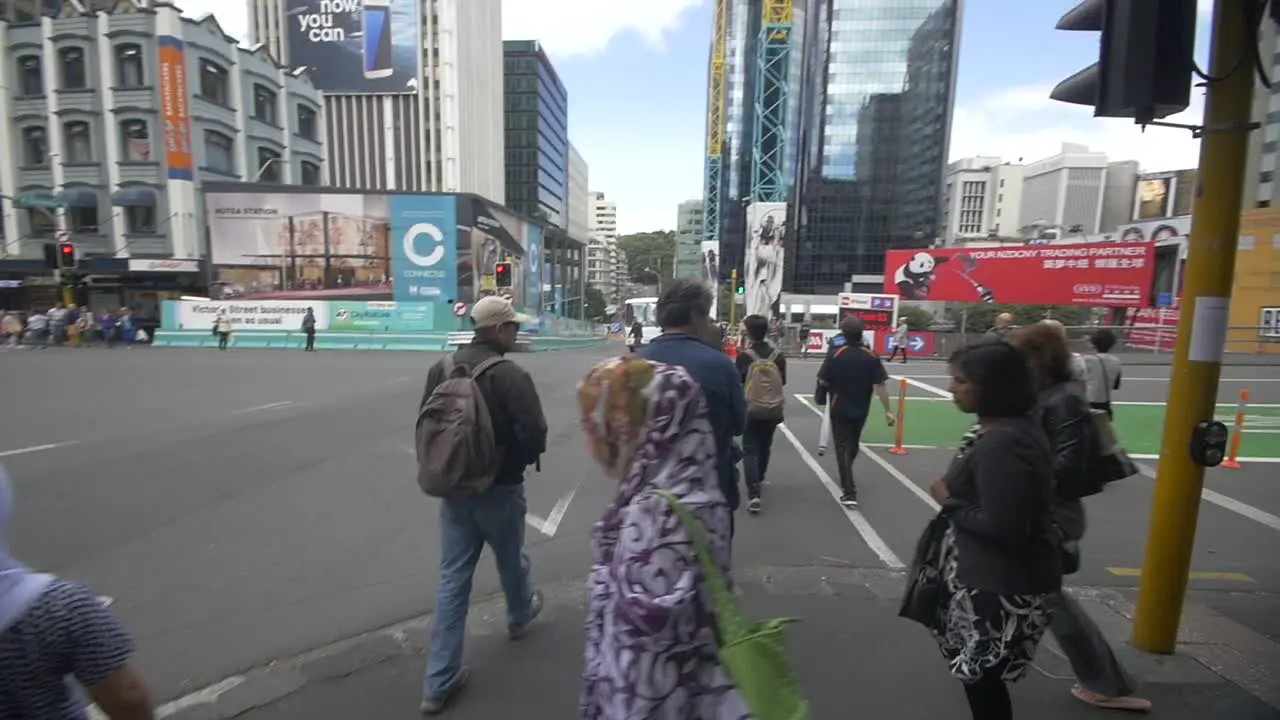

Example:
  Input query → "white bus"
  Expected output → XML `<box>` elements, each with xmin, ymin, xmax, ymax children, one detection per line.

<box><xmin>622</xmin><ymin>296</ymin><xmax>661</xmax><ymax>347</ymax></box>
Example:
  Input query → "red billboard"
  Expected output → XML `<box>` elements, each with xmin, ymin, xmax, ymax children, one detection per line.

<box><xmin>884</xmin><ymin>243</ymin><xmax>1157</xmax><ymax>307</ymax></box>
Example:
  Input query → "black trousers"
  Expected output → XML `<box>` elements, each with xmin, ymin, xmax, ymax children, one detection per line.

<box><xmin>742</xmin><ymin>418</ymin><xmax>780</xmax><ymax>500</ymax></box>
<box><xmin>888</xmin><ymin>346</ymin><xmax>907</xmax><ymax>362</ymax></box>
<box><xmin>962</xmin><ymin>662</ymin><xmax>1012</xmax><ymax>720</ymax></box>
<box><xmin>831</xmin><ymin>415</ymin><xmax>867</xmax><ymax>496</ymax></box>
<box><xmin>305</xmin><ymin>330</ymin><xmax>316</xmax><ymax>351</ymax></box>
<box><xmin>1089</xmin><ymin>401</ymin><xmax>1112</xmax><ymax>420</ymax></box>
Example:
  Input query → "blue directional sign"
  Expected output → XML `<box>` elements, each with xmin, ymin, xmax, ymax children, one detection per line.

<box><xmin>1156</xmin><ymin>292</ymin><xmax>1173</xmax><ymax>309</ymax></box>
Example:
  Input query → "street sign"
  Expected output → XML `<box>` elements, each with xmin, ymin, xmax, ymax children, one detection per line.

<box><xmin>883</xmin><ymin>331</ymin><xmax>934</xmax><ymax>356</ymax></box>
<box><xmin>452</xmin><ymin>301</ymin><xmax>467</xmax><ymax>317</ymax></box>
<box><xmin>1156</xmin><ymin>292</ymin><xmax>1173</xmax><ymax>308</ymax></box>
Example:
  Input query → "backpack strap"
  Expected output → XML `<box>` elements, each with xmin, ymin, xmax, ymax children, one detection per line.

<box><xmin>469</xmin><ymin>356</ymin><xmax>509</xmax><ymax>378</ymax></box>
<box><xmin>743</xmin><ymin>347</ymin><xmax>761</xmax><ymax>362</ymax></box>
<box><xmin>766</xmin><ymin>349</ymin><xmax>781</xmax><ymax>362</ymax></box>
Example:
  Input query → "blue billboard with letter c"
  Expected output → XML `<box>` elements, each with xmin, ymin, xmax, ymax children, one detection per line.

<box><xmin>389</xmin><ymin>194</ymin><xmax>457</xmax><ymax>304</ymax></box>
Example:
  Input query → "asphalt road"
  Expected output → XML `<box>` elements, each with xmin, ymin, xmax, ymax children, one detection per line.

<box><xmin>2</xmin><ymin>344</ymin><xmax>1277</xmax><ymax>717</ymax></box>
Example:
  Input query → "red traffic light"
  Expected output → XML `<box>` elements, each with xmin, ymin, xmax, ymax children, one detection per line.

<box><xmin>56</xmin><ymin>241</ymin><xmax>76</xmax><ymax>269</ymax></box>
<box><xmin>59</xmin><ymin>243</ymin><xmax>74</xmax><ymax>257</ymax></box>
<box><xmin>494</xmin><ymin>262</ymin><xmax>512</xmax><ymax>288</ymax></box>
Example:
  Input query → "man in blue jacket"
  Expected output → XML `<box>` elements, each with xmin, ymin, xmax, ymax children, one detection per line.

<box><xmin>641</xmin><ymin>279</ymin><xmax>748</xmax><ymax>521</ymax></box>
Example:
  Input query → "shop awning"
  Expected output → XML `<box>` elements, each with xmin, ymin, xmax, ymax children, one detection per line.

<box><xmin>55</xmin><ymin>187</ymin><xmax>99</xmax><ymax>208</ymax></box>
<box><xmin>111</xmin><ymin>187</ymin><xmax>157</xmax><ymax>208</ymax></box>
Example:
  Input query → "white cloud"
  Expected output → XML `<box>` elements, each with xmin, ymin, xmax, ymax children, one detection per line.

<box><xmin>501</xmin><ymin>0</ymin><xmax>705</xmax><ymax>57</ymax></box>
<box><xmin>949</xmin><ymin>84</ymin><xmax>1205</xmax><ymax>171</ymax></box>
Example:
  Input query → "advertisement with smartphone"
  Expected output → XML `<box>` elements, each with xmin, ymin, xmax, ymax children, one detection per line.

<box><xmin>285</xmin><ymin>0</ymin><xmax>419</xmax><ymax>94</ymax></box>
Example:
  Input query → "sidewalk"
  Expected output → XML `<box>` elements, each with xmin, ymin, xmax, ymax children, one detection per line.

<box><xmin>163</xmin><ymin>567</ymin><xmax>1280</xmax><ymax>720</ymax></box>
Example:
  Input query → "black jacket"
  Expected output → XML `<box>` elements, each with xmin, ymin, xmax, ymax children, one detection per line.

<box><xmin>736</xmin><ymin>341</ymin><xmax>787</xmax><ymax>385</ymax></box>
<box><xmin>419</xmin><ymin>340</ymin><xmax>548</xmax><ymax>485</ymax></box>
<box><xmin>1037</xmin><ymin>382</ymin><xmax>1096</xmax><ymax>540</ymax></box>
<box><xmin>941</xmin><ymin>417</ymin><xmax>1062</xmax><ymax>595</ymax></box>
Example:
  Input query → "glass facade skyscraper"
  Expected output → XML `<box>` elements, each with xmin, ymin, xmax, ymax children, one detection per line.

<box><xmin>789</xmin><ymin>0</ymin><xmax>959</xmax><ymax>293</ymax></box>
<box><xmin>708</xmin><ymin>0</ymin><xmax>959</xmax><ymax>296</ymax></box>
<box><xmin>503</xmin><ymin>40</ymin><xmax>569</xmax><ymax>226</ymax></box>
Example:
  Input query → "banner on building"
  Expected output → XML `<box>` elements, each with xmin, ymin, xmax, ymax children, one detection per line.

<box><xmin>389</xmin><ymin>194</ymin><xmax>457</xmax><ymax>303</ymax></box>
<box><xmin>745</xmin><ymin>202</ymin><xmax>786</xmax><ymax>317</ymax></box>
<box><xmin>285</xmin><ymin>0</ymin><xmax>420</xmax><ymax>94</ymax></box>
<box><xmin>883</xmin><ymin>243</ymin><xmax>1157</xmax><ymax>307</ymax></box>
<box><xmin>700</xmin><ymin>239</ymin><xmax>719</xmax><ymax>320</ymax></box>
<box><xmin>1114</xmin><ymin>216</ymin><xmax>1190</xmax><ymax>244</ymax></box>
<box><xmin>329</xmin><ymin>301</ymin><xmax>434</xmax><ymax>331</ymax></box>
<box><xmin>156</xmin><ymin>36</ymin><xmax>192</xmax><ymax>181</ymax></box>
<box><xmin>456</xmin><ymin>195</ymin><xmax>542</xmax><ymax>316</ymax></box>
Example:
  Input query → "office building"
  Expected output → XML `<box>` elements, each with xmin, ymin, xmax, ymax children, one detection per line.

<box><xmin>1019</xmin><ymin>143</ymin><xmax>1128</xmax><ymax>237</ymax></box>
<box><xmin>787</xmin><ymin>1</ymin><xmax>961</xmax><ymax>293</ymax></box>
<box><xmin>1244</xmin><ymin>21</ymin><xmax>1279</xmax><ymax>209</ymax></box>
<box><xmin>940</xmin><ymin>158</ymin><xmax>1024</xmax><ymax>243</ymax></box>
<box><xmin>502</xmin><ymin>40</ymin><xmax>569</xmax><ymax>225</ymax></box>
<box><xmin>674</xmin><ymin>199</ymin><xmax>704</xmax><ymax>278</ymax></box>
<box><xmin>567</xmin><ymin>144</ymin><xmax>590</xmax><ymax>243</ymax></box>
<box><xmin>0</xmin><ymin>3</ymin><xmax>326</xmax><ymax>312</ymax></box>
<box><xmin>247</xmin><ymin>0</ymin><xmax>504</xmax><ymax>198</ymax></box>
<box><xmin>587</xmin><ymin>191</ymin><xmax>621</xmax><ymax>300</ymax></box>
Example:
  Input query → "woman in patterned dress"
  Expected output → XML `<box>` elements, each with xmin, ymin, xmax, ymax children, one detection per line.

<box><xmin>0</xmin><ymin>464</ymin><xmax>154</xmax><ymax>719</ymax></box>
<box><xmin>925</xmin><ymin>341</ymin><xmax>1063</xmax><ymax>720</ymax></box>
<box><xmin>578</xmin><ymin>355</ymin><xmax>749</xmax><ymax>720</ymax></box>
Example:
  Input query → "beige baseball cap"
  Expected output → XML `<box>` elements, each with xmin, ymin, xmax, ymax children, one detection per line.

<box><xmin>471</xmin><ymin>295</ymin><xmax>532</xmax><ymax>329</ymax></box>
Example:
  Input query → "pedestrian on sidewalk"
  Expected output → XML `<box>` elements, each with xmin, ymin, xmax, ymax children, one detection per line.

<box><xmin>0</xmin><ymin>465</ymin><xmax>155</xmax><ymax>719</ymax></box>
<box><xmin>418</xmin><ymin>296</ymin><xmax>548</xmax><ymax>715</ymax></box>
<box><xmin>1081</xmin><ymin>329</ymin><xmax>1123</xmax><ymax>420</ymax></box>
<box><xmin>813</xmin><ymin>316</ymin><xmax>895</xmax><ymax>507</ymax></box>
<box><xmin>640</xmin><ymin>279</ymin><xmax>747</xmax><ymax>531</ymax></box>
<box><xmin>924</xmin><ymin>341</ymin><xmax>1061</xmax><ymax>720</ymax></box>
<box><xmin>577</xmin><ymin>356</ymin><xmax>748</xmax><ymax>719</ymax></box>
<box><xmin>1012</xmin><ymin>324</ymin><xmax>1152</xmax><ymax>713</ymax></box>
<box><xmin>301</xmin><ymin>307</ymin><xmax>317</xmax><ymax>352</ymax></box>
<box><xmin>888</xmin><ymin>316</ymin><xmax>910</xmax><ymax>363</ymax></box>
<box><xmin>736</xmin><ymin>314</ymin><xmax>787</xmax><ymax>515</ymax></box>
<box><xmin>213</xmin><ymin>310</ymin><xmax>232</xmax><ymax>351</ymax></box>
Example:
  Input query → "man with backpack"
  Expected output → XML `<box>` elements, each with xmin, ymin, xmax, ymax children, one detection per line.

<box><xmin>736</xmin><ymin>314</ymin><xmax>786</xmax><ymax>514</ymax></box>
<box><xmin>415</xmin><ymin>295</ymin><xmax>548</xmax><ymax>715</ymax></box>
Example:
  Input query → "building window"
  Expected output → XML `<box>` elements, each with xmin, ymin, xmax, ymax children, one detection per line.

<box><xmin>198</xmin><ymin>59</ymin><xmax>229</xmax><ymax>105</ymax></box>
<box><xmin>204</xmin><ymin>130</ymin><xmax>235</xmax><ymax>173</ymax></box>
<box><xmin>300</xmin><ymin>161</ymin><xmax>321</xmax><ymax>186</ymax></box>
<box><xmin>116</xmin><ymin>44</ymin><xmax>144</xmax><ymax>87</ymax></box>
<box><xmin>255</xmin><ymin>147</ymin><xmax>282</xmax><ymax>182</ymax></box>
<box><xmin>21</xmin><ymin>127</ymin><xmax>48</xmax><ymax>166</ymax></box>
<box><xmin>68</xmin><ymin>200</ymin><xmax>99</xmax><ymax>233</ymax></box>
<box><xmin>252</xmin><ymin>84</ymin><xmax>277</xmax><ymax>124</ymax></box>
<box><xmin>63</xmin><ymin>121</ymin><xmax>93</xmax><ymax>163</ymax></box>
<box><xmin>59</xmin><ymin>47</ymin><xmax>87</xmax><ymax>90</ymax></box>
<box><xmin>18</xmin><ymin>55</ymin><xmax>43</xmax><ymax>96</ymax></box>
<box><xmin>28</xmin><ymin>210</ymin><xmax>56</xmax><ymax>238</ymax></box>
<box><xmin>120</xmin><ymin>120</ymin><xmax>151</xmax><ymax>162</ymax></box>
<box><xmin>125</xmin><ymin>206</ymin><xmax>157</xmax><ymax>233</ymax></box>
<box><xmin>296</xmin><ymin>105</ymin><xmax>318</xmax><ymax>140</ymax></box>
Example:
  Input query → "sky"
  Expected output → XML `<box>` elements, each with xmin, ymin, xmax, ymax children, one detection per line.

<box><xmin>180</xmin><ymin>0</ymin><xmax>1217</xmax><ymax>235</ymax></box>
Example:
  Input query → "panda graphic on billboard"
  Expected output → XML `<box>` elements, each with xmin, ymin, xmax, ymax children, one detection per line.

<box><xmin>893</xmin><ymin>252</ymin><xmax>948</xmax><ymax>300</ymax></box>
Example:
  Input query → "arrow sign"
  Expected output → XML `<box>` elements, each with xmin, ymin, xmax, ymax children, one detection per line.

<box><xmin>908</xmin><ymin>335</ymin><xmax>926</xmax><ymax>352</ymax></box>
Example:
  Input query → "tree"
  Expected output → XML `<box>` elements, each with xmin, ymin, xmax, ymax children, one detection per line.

<box><xmin>617</xmin><ymin>231</ymin><xmax>676</xmax><ymax>285</ymax></box>
<box><xmin>955</xmin><ymin>304</ymin><xmax>1093</xmax><ymax>333</ymax></box>
<box><xmin>584</xmin><ymin>285</ymin><xmax>607</xmax><ymax>320</ymax></box>
<box><xmin>897</xmin><ymin>304</ymin><xmax>935</xmax><ymax>330</ymax></box>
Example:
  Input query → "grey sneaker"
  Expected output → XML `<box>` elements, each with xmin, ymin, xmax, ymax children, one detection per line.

<box><xmin>508</xmin><ymin>589</ymin><xmax>543</xmax><ymax>640</ymax></box>
<box><xmin>747</xmin><ymin>498</ymin><xmax>762</xmax><ymax>514</ymax></box>
<box><xmin>421</xmin><ymin>666</ymin><xmax>470</xmax><ymax>715</ymax></box>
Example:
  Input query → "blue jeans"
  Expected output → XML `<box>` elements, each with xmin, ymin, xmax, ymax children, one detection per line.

<box><xmin>424</xmin><ymin>483</ymin><xmax>535</xmax><ymax>699</ymax></box>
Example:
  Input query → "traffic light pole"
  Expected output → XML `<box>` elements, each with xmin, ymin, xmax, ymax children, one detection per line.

<box><xmin>729</xmin><ymin>268</ymin><xmax>738</xmax><ymax>328</ymax></box>
<box><xmin>1131</xmin><ymin>0</ymin><xmax>1255</xmax><ymax>653</ymax></box>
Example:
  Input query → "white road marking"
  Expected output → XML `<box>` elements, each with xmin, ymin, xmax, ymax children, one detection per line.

<box><xmin>543</xmin><ymin>484</ymin><xmax>579</xmax><ymax>536</ymax></box>
<box><xmin>795</xmin><ymin>396</ymin><xmax>940</xmax><ymax>512</ymax></box>
<box><xmin>97</xmin><ymin>595</ymin><xmax>114</xmax><ymax>608</ymax></box>
<box><xmin>887</xmin><ymin>374</ymin><xmax>1280</xmax><ymax>383</ymax></box>
<box><xmin>233</xmin><ymin>401</ymin><xmax>294</xmax><ymax>414</ymax></box>
<box><xmin>777</xmin><ymin>422</ymin><xmax>904</xmax><ymax>569</ymax></box>
<box><xmin>0</xmin><ymin>441</ymin><xmax>79</xmax><ymax>459</ymax></box>
<box><xmin>1136</xmin><ymin>463</ymin><xmax>1280</xmax><ymax>532</ymax></box>
<box><xmin>895</xmin><ymin>376</ymin><xmax>953</xmax><ymax>398</ymax></box>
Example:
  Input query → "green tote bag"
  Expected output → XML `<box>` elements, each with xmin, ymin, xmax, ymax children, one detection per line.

<box><xmin>653</xmin><ymin>490</ymin><xmax>811</xmax><ymax>720</ymax></box>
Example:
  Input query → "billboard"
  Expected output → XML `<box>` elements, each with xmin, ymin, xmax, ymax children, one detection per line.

<box><xmin>285</xmin><ymin>0</ymin><xmax>420</xmax><ymax>94</ymax></box>
<box><xmin>745</xmin><ymin>202</ymin><xmax>786</xmax><ymax>317</ymax></box>
<box><xmin>157</xmin><ymin>36</ymin><xmax>193</xmax><ymax>181</ymax></box>
<box><xmin>1114</xmin><ymin>216</ymin><xmax>1189</xmax><ymax>244</ymax></box>
<box><xmin>700</xmin><ymin>240</ymin><xmax>719</xmax><ymax>320</ymax></box>
<box><xmin>204</xmin><ymin>191</ymin><xmax>393</xmax><ymax>299</ymax></box>
<box><xmin>456</xmin><ymin>195</ymin><xmax>541</xmax><ymax>316</ymax></box>
<box><xmin>389</xmin><ymin>194</ymin><xmax>457</xmax><ymax>302</ymax></box>
<box><xmin>837</xmin><ymin>293</ymin><xmax>898</xmax><ymax>353</ymax></box>
<box><xmin>884</xmin><ymin>243</ymin><xmax>1157</xmax><ymax>307</ymax></box>
<box><xmin>1134</xmin><ymin>175</ymin><xmax>1172</xmax><ymax>220</ymax></box>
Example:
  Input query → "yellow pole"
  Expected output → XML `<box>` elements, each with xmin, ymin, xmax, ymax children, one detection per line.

<box><xmin>1132</xmin><ymin>0</ymin><xmax>1253</xmax><ymax>653</ymax></box>
<box><xmin>729</xmin><ymin>268</ymin><xmax>737</xmax><ymax>328</ymax></box>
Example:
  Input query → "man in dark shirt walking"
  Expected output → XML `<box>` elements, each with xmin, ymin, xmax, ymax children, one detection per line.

<box><xmin>641</xmin><ymin>280</ymin><xmax>748</xmax><ymax>520</ymax></box>
<box><xmin>735</xmin><ymin>314</ymin><xmax>786</xmax><ymax>514</ymax></box>
<box><xmin>815</xmin><ymin>316</ymin><xmax>896</xmax><ymax>507</ymax></box>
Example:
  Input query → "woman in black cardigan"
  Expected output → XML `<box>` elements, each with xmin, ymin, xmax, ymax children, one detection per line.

<box><xmin>926</xmin><ymin>341</ymin><xmax>1062</xmax><ymax>720</ymax></box>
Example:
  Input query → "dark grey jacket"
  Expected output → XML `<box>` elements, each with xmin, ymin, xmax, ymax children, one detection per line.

<box><xmin>419</xmin><ymin>340</ymin><xmax>548</xmax><ymax>486</ymax></box>
<box><xmin>1037</xmin><ymin>382</ymin><xmax>1096</xmax><ymax>540</ymax></box>
<box><xmin>942</xmin><ymin>417</ymin><xmax>1063</xmax><ymax>595</ymax></box>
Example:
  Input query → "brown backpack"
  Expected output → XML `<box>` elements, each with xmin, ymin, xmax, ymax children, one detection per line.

<box><xmin>415</xmin><ymin>355</ymin><xmax>508</xmax><ymax>499</ymax></box>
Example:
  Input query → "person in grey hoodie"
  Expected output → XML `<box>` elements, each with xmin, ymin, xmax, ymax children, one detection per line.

<box><xmin>301</xmin><ymin>308</ymin><xmax>317</xmax><ymax>352</ymax></box>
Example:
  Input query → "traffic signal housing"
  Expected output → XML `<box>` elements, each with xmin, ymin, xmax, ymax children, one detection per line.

<box><xmin>1049</xmin><ymin>0</ymin><xmax>1197</xmax><ymax>123</ymax></box>
<box><xmin>735</xmin><ymin>277</ymin><xmax>744</xmax><ymax>295</ymax></box>
<box><xmin>494</xmin><ymin>261</ymin><xmax>512</xmax><ymax>288</ymax></box>
<box><xmin>56</xmin><ymin>241</ymin><xmax>76</xmax><ymax>269</ymax></box>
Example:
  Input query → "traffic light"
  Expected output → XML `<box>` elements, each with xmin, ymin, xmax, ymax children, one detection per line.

<box><xmin>494</xmin><ymin>261</ymin><xmax>512</xmax><ymax>288</ymax></box>
<box><xmin>1049</xmin><ymin>0</ymin><xmax>1197</xmax><ymax>123</ymax></box>
<box><xmin>735</xmin><ymin>277</ymin><xmax>744</xmax><ymax>295</ymax></box>
<box><xmin>56</xmin><ymin>241</ymin><xmax>76</xmax><ymax>269</ymax></box>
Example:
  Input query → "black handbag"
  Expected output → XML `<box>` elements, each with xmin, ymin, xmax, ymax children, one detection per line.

<box><xmin>899</xmin><ymin>513</ymin><xmax>949</xmax><ymax>627</ymax></box>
